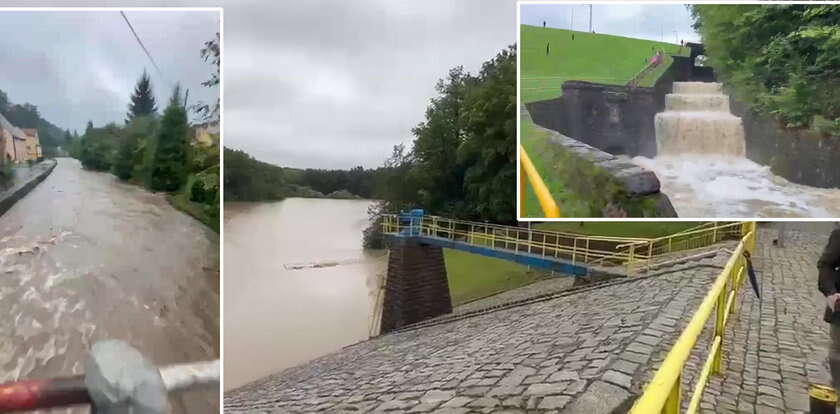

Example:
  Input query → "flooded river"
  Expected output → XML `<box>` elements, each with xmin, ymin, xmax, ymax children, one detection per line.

<box><xmin>0</xmin><ymin>158</ymin><xmax>219</xmax><ymax>413</ymax></box>
<box><xmin>224</xmin><ymin>198</ymin><xmax>385</xmax><ymax>391</ymax></box>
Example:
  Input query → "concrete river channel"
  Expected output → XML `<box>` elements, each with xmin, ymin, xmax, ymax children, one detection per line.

<box><xmin>224</xmin><ymin>198</ymin><xmax>386</xmax><ymax>391</ymax></box>
<box><xmin>0</xmin><ymin>158</ymin><xmax>219</xmax><ymax>413</ymax></box>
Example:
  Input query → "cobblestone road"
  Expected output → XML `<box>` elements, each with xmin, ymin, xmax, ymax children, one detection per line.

<box><xmin>693</xmin><ymin>224</ymin><xmax>836</xmax><ymax>414</ymax></box>
<box><xmin>224</xmin><ymin>223</ymin><xmax>836</xmax><ymax>413</ymax></box>
<box><xmin>226</xmin><ymin>251</ymin><xmax>731</xmax><ymax>413</ymax></box>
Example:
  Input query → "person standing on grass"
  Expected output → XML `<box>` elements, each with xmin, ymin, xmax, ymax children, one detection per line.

<box><xmin>818</xmin><ymin>223</ymin><xmax>840</xmax><ymax>393</ymax></box>
<box><xmin>543</xmin><ymin>20</ymin><xmax>545</xmax><ymax>28</ymax></box>
<box><xmin>546</xmin><ymin>42</ymin><xmax>550</xmax><ymax>56</ymax></box>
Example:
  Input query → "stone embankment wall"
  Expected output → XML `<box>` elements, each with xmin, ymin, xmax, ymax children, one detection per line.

<box><xmin>730</xmin><ymin>98</ymin><xmax>840</xmax><ymax>188</ymax></box>
<box><xmin>522</xmin><ymin>107</ymin><xmax>677</xmax><ymax>217</ymax></box>
<box><xmin>0</xmin><ymin>159</ymin><xmax>57</xmax><ymax>216</ymax></box>
<box><xmin>525</xmin><ymin>55</ymin><xmax>706</xmax><ymax>159</ymax></box>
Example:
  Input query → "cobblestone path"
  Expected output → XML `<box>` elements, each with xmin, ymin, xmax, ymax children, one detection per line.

<box><xmin>224</xmin><ymin>223</ymin><xmax>837</xmax><ymax>413</ymax></box>
<box><xmin>693</xmin><ymin>224</ymin><xmax>836</xmax><ymax>413</ymax></box>
<box><xmin>225</xmin><ymin>251</ymin><xmax>731</xmax><ymax>413</ymax></box>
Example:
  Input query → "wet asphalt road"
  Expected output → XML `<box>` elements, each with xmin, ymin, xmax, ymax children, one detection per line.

<box><xmin>0</xmin><ymin>158</ymin><xmax>219</xmax><ymax>413</ymax></box>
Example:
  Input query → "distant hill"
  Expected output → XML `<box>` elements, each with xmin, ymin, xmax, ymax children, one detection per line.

<box><xmin>520</xmin><ymin>25</ymin><xmax>686</xmax><ymax>102</ymax></box>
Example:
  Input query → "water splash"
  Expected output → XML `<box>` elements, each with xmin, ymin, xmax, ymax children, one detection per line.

<box><xmin>638</xmin><ymin>82</ymin><xmax>840</xmax><ymax>217</ymax></box>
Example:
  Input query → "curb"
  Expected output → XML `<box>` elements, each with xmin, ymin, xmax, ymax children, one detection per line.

<box><xmin>0</xmin><ymin>159</ymin><xmax>58</xmax><ymax>217</ymax></box>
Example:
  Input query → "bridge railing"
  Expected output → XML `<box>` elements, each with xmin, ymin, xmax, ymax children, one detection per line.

<box><xmin>628</xmin><ymin>226</ymin><xmax>756</xmax><ymax>414</ymax></box>
<box><xmin>590</xmin><ymin>221</ymin><xmax>749</xmax><ymax>272</ymax></box>
<box><xmin>519</xmin><ymin>145</ymin><xmax>561</xmax><ymax>218</ymax></box>
<box><xmin>381</xmin><ymin>214</ymin><xmax>651</xmax><ymax>266</ymax></box>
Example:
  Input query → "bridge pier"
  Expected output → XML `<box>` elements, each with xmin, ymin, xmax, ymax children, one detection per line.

<box><xmin>380</xmin><ymin>239</ymin><xmax>452</xmax><ymax>334</ymax></box>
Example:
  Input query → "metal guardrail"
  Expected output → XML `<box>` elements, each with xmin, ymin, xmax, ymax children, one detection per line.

<box><xmin>519</xmin><ymin>145</ymin><xmax>560</xmax><ymax>218</ymax></box>
<box><xmin>590</xmin><ymin>221</ymin><xmax>748</xmax><ymax>272</ymax></box>
<box><xmin>382</xmin><ymin>215</ymin><xmax>753</xmax><ymax>275</ymax></box>
<box><xmin>629</xmin><ymin>222</ymin><xmax>757</xmax><ymax>414</ymax></box>
<box><xmin>382</xmin><ymin>214</ymin><xmax>650</xmax><ymax>266</ymax></box>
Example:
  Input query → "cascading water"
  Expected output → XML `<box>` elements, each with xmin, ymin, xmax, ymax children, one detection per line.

<box><xmin>633</xmin><ymin>81</ymin><xmax>840</xmax><ymax>218</ymax></box>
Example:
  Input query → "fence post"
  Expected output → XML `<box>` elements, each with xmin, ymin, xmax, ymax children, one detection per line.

<box><xmin>572</xmin><ymin>238</ymin><xmax>577</xmax><ymax>263</ymax></box>
<box><xmin>663</xmin><ymin>375</ymin><xmax>681</xmax><ymax>414</ymax></box>
<box><xmin>585</xmin><ymin>239</ymin><xmax>590</xmax><ymax>263</ymax></box>
<box><xmin>627</xmin><ymin>244</ymin><xmax>635</xmax><ymax>273</ymax></box>
<box><xmin>712</xmin><ymin>289</ymin><xmax>726</xmax><ymax>374</ymax></box>
<box><xmin>647</xmin><ymin>242</ymin><xmax>654</xmax><ymax>272</ymax></box>
<box><xmin>520</xmin><ymin>159</ymin><xmax>526</xmax><ymax>214</ymax></box>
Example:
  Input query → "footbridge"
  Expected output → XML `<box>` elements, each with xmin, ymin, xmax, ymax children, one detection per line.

<box><xmin>377</xmin><ymin>211</ymin><xmax>753</xmax><ymax>333</ymax></box>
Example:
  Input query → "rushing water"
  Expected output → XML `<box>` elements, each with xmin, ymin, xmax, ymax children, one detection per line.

<box><xmin>224</xmin><ymin>198</ymin><xmax>386</xmax><ymax>390</ymax></box>
<box><xmin>635</xmin><ymin>81</ymin><xmax>840</xmax><ymax>218</ymax></box>
<box><xmin>0</xmin><ymin>158</ymin><xmax>220</xmax><ymax>413</ymax></box>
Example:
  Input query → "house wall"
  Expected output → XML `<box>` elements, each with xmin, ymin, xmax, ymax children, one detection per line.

<box><xmin>1</xmin><ymin>129</ymin><xmax>15</xmax><ymax>163</ymax></box>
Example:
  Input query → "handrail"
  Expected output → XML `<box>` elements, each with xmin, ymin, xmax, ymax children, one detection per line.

<box><xmin>519</xmin><ymin>145</ymin><xmax>560</xmax><ymax>218</ymax></box>
<box><xmin>589</xmin><ymin>221</ymin><xmax>747</xmax><ymax>272</ymax></box>
<box><xmin>629</xmin><ymin>223</ymin><xmax>757</xmax><ymax>414</ymax></box>
<box><xmin>381</xmin><ymin>214</ymin><xmax>655</xmax><ymax>266</ymax></box>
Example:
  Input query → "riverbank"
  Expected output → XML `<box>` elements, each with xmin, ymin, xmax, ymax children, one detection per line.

<box><xmin>0</xmin><ymin>159</ymin><xmax>57</xmax><ymax>217</ymax></box>
<box><xmin>168</xmin><ymin>192</ymin><xmax>219</xmax><ymax>232</ymax></box>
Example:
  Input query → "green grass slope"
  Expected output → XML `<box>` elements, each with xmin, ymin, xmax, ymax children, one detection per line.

<box><xmin>520</xmin><ymin>24</ymin><xmax>687</xmax><ymax>103</ymax></box>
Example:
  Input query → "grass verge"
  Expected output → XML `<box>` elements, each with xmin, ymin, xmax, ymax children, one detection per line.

<box><xmin>445</xmin><ymin>249</ymin><xmax>543</xmax><ymax>307</ymax></box>
<box><xmin>167</xmin><ymin>192</ymin><xmax>219</xmax><ymax>233</ymax></box>
<box><xmin>520</xmin><ymin>24</ymin><xmax>686</xmax><ymax>102</ymax></box>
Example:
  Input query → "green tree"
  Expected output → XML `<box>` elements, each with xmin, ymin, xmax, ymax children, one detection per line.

<box><xmin>691</xmin><ymin>5</ymin><xmax>840</xmax><ymax>133</ymax></box>
<box><xmin>126</xmin><ymin>70</ymin><xmax>158</xmax><ymax>122</ymax></box>
<box><xmin>112</xmin><ymin>116</ymin><xmax>155</xmax><ymax>180</ymax></box>
<box><xmin>458</xmin><ymin>46</ymin><xmax>517</xmax><ymax>222</ymax></box>
<box><xmin>193</xmin><ymin>32</ymin><xmax>220</xmax><ymax>122</ymax></box>
<box><xmin>79</xmin><ymin>123</ymin><xmax>119</xmax><ymax>171</ymax></box>
<box><xmin>150</xmin><ymin>87</ymin><xmax>189</xmax><ymax>191</ymax></box>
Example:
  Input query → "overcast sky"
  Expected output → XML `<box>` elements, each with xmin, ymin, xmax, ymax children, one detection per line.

<box><xmin>0</xmin><ymin>1</ymin><xmax>700</xmax><ymax>169</ymax></box>
<box><xmin>521</xmin><ymin>4</ymin><xmax>700</xmax><ymax>44</ymax></box>
<box><xmin>219</xmin><ymin>0</ymin><xmax>518</xmax><ymax>169</ymax></box>
<box><xmin>0</xmin><ymin>9</ymin><xmax>219</xmax><ymax>134</ymax></box>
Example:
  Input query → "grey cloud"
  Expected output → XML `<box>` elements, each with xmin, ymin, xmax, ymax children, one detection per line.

<box><xmin>0</xmin><ymin>8</ymin><xmax>219</xmax><ymax>134</ymax></box>
<box><xmin>0</xmin><ymin>0</ymin><xmax>512</xmax><ymax>168</ymax></box>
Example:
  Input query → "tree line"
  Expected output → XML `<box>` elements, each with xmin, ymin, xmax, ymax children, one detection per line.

<box><xmin>224</xmin><ymin>148</ymin><xmax>378</xmax><ymax>201</ymax></box>
<box><xmin>71</xmin><ymin>34</ymin><xmax>221</xmax><ymax>230</ymax></box>
<box><xmin>691</xmin><ymin>4</ymin><xmax>840</xmax><ymax>135</ymax></box>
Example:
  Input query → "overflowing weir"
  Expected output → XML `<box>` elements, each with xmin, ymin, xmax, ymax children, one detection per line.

<box><xmin>655</xmin><ymin>82</ymin><xmax>746</xmax><ymax>157</ymax></box>
<box><xmin>634</xmin><ymin>81</ymin><xmax>840</xmax><ymax>218</ymax></box>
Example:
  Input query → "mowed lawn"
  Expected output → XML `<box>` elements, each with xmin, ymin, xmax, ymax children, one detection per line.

<box><xmin>444</xmin><ymin>221</ymin><xmax>707</xmax><ymax>305</ymax></box>
<box><xmin>520</xmin><ymin>24</ymin><xmax>687</xmax><ymax>103</ymax></box>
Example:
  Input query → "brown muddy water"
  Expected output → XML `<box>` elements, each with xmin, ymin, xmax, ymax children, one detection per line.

<box><xmin>0</xmin><ymin>158</ymin><xmax>220</xmax><ymax>413</ymax></box>
<box><xmin>224</xmin><ymin>198</ymin><xmax>385</xmax><ymax>391</ymax></box>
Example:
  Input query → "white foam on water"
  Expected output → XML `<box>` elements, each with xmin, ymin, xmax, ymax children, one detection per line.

<box><xmin>634</xmin><ymin>155</ymin><xmax>840</xmax><ymax>217</ymax></box>
<box><xmin>641</xmin><ymin>81</ymin><xmax>840</xmax><ymax>217</ymax></box>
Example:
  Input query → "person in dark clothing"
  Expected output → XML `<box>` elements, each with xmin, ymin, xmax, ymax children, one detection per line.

<box><xmin>543</xmin><ymin>20</ymin><xmax>546</xmax><ymax>28</ymax></box>
<box><xmin>546</xmin><ymin>42</ymin><xmax>550</xmax><ymax>56</ymax></box>
<box><xmin>818</xmin><ymin>225</ymin><xmax>840</xmax><ymax>393</ymax></box>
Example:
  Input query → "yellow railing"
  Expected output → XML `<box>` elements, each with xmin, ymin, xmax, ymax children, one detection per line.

<box><xmin>382</xmin><ymin>214</ymin><xmax>649</xmax><ymax>266</ymax></box>
<box><xmin>629</xmin><ymin>222</ymin><xmax>757</xmax><ymax>414</ymax></box>
<box><xmin>519</xmin><ymin>145</ymin><xmax>560</xmax><ymax>218</ymax></box>
<box><xmin>590</xmin><ymin>221</ymin><xmax>748</xmax><ymax>272</ymax></box>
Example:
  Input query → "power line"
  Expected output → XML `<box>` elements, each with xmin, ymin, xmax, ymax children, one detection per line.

<box><xmin>119</xmin><ymin>11</ymin><xmax>165</xmax><ymax>81</ymax></box>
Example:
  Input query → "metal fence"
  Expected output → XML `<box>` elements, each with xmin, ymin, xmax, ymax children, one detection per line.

<box><xmin>628</xmin><ymin>223</ymin><xmax>757</xmax><ymax>414</ymax></box>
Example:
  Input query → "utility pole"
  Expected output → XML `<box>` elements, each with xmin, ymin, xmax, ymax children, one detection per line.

<box><xmin>570</xmin><ymin>7</ymin><xmax>574</xmax><ymax>31</ymax></box>
<box><xmin>589</xmin><ymin>5</ymin><xmax>593</xmax><ymax>32</ymax></box>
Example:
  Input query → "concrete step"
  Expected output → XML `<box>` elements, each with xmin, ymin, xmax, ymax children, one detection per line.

<box><xmin>665</xmin><ymin>93</ymin><xmax>730</xmax><ymax>112</ymax></box>
<box><xmin>672</xmin><ymin>81</ymin><xmax>723</xmax><ymax>94</ymax></box>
